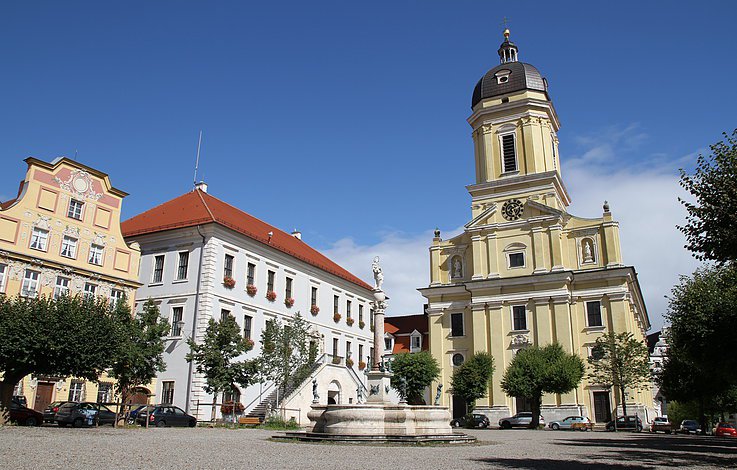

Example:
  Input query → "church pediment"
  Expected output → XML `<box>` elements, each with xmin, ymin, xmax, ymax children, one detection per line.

<box><xmin>525</xmin><ymin>200</ymin><xmax>570</xmax><ymax>223</ymax></box>
<box><xmin>464</xmin><ymin>203</ymin><xmax>497</xmax><ymax>229</ymax></box>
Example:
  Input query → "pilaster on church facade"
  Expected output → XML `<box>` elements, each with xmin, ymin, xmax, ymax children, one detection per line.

<box><xmin>420</xmin><ymin>29</ymin><xmax>655</xmax><ymax>425</ymax></box>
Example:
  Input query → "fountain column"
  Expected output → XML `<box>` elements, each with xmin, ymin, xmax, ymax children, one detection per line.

<box><xmin>366</xmin><ymin>257</ymin><xmax>392</xmax><ymax>403</ymax></box>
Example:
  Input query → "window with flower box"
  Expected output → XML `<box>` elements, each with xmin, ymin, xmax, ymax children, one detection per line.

<box><xmin>224</xmin><ymin>254</ymin><xmax>234</xmax><ymax>278</ymax></box>
<box><xmin>247</xmin><ymin>263</ymin><xmax>256</xmax><ymax>285</ymax></box>
<box><xmin>285</xmin><ymin>277</ymin><xmax>293</xmax><ymax>299</ymax></box>
<box><xmin>267</xmin><ymin>270</ymin><xmax>275</xmax><ymax>292</ymax></box>
<box><xmin>311</xmin><ymin>287</ymin><xmax>318</xmax><ymax>306</ymax></box>
<box><xmin>346</xmin><ymin>300</ymin><xmax>352</xmax><ymax>319</ymax></box>
<box><xmin>333</xmin><ymin>295</ymin><xmax>339</xmax><ymax>315</ymax></box>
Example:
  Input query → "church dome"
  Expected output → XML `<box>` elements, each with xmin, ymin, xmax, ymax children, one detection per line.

<box><xmin>471</xmin><ymin>29</ymin><xmax>548</xmax><ymax>109</ymax></box>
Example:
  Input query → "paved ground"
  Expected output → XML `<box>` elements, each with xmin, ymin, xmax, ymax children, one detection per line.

<box><xmin>2</xmin><ymin>426</ymin><xmax>736</xmax><ymax>469</ymax></box>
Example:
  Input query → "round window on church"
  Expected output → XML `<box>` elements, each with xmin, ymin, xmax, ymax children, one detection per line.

<box><xmin>452</xmin><ymin>353</ymin><xmax>465</xmax><ymax>366</ymax></box>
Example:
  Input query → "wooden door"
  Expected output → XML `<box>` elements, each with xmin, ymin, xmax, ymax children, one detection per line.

<box><xmin>452</xmin><ymin>394</ymin><xmax>466</xmax><ymax>419</ymax></box>
<box><xmin>593</xmin><ymin>391</ymin><xmax>611</xmax><ymax>423</ymax></box>
<box><xmin>33</xmin><ymin>383</ymin><xmax>54</xmax><ymax>412</ymax></box>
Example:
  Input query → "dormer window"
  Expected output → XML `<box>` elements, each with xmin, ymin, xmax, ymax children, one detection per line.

<box><xmin>384</xmin><ymin>335</ymin><xmax>394</xmax><ymax>352</ymax></box>
<box><xmin>494</xmin><ymin>69</ymin><xmax>511</xmax><ymax>85</ymax></box>
<box><xmin>410</xmin><ymin>332</ymin><xmax>422</xmax><ymax>352</ymax></box>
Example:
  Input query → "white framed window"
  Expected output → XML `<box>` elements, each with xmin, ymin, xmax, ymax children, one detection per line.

<box><xmin>285</xmin><ymin>277</ymin><xmax>293</xmax><ymax>299</ymax></box>
<box><xmin>267</xmin><ymin>270</ymin><xmax>275</xmax><ymax>292</ymax></box>
<box><xmin>54</xmin><ymin>276</ymin><xmax>70</xmax><ymax>299</ymax></box>
<box><xmin>0</xmin><ymin>263</ymin><xmax>7</xmax><ymax>293</ymax></box>
<box><xmin>68</xmin><ymin>381</ymin><xmax>84</xmax><ymax>401</ymax></box>
<box><xmin>29</xmin><ymin>228</ymin><xmax>49</xmax><ymax>251</ymax></box>
<box><xmin>60</xmin><ymin>236</ymin><xmax>78</xmax><ymax>259</ymax></box>
<box><xmin>84</xmin><ymin>282</ymin><xmax>97</xmax><ymax>298</ymax></box>
<box><xmin>346</xmin><ymin>300</ymin><xmax>352</xmax><ymax>319</ymax></box>
<box><xmin>88</xmin><ymin>244</ymin><xmax>104</xmax><ymax>266</ymax></box>
<box><xmin>410</xmin><ymin>334</ymin><xmax>422</xmax><ymax>352</ymax></box>
<box><xmin>220</xmin><ymin>308</ymin><xmax>231</xmax><ymax>323</ymax></box>
<box><xmin>511</xmin><ymin>305</ymin><xmax>527</xmax><ymax>331</ymax></box>
<box><xmin>500</xmin><ymin>132</ymin><xmax>518</xmax><ymax>173</ymax></box>
<box><xmin>452</xmin><ymin>353</ymin><xmax>465</xmax><ymax>367</ymax></box>
<box><xmin>67</xmin><ymin>199</ymin><xmax>84</xmax><ymax>220</ymax></box>
<box><xmin>152</xmin><ymin>255</ymin><xmax>165</xmax><ymax>283</ymax></box>
<box><xmin>450</xmin><ymin>312</ymin><xmax>464</xmax><ymax>337</ymax></box>
<box><xmin>171</xmin><ymin>306</ymin><xmax>184</xmax><ymax>336</ymax></box>
<box><xmin>243</xmin><ymin>315</ymin><xmax>252</xmax><ymax>340</ymax></box>
<box><xmin>110</xmin><ymin>289</ymin><xmax>125</xmax><ymax>307</ymax></box>
<box><xmin>176</xmin><ymin>251</ymin><xmax>189</xmax><ymax>280</ymax></box>
<box><xmin>161</xmin><ymin>381</ymin><xmax>175</xmax><ymax>405</ymax></box>
<box><xmin>384</xmin><ymin>335</ymin><xmax>394</xmax><ymax>352</ymax></box>
<box><xmin>247</xmin><ymin>263</ymin><xmax>256</xmax><ymax>286</ymax></box>
<box><xmin>96</xmin><ymin>382</ymin><xmax>112</xmax><ymax>403</ymax></box>
<box><xmin>224</xmin><ymin>254</ymin><xmax>234</xmax><ymax>278</ymax></box>
<box><xmin>21</xmin><ymin>270</ymin><xmax>40</xmax><ymax>297</ymax></box>
<box><xmin>508</xmin><ymin>252</ymin><xmax>525</xmax><ymax>269</ymax></box>
<box><xmin>586</xmin><ymin>301</ymin><xmax>604</xmax><ymax>328</ymax></box>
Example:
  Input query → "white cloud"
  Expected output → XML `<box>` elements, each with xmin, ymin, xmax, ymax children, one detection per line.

<box><xmin>325</xmin><ymin>125</ymin><xmax>701</xmax><ymax>331</ymax></box>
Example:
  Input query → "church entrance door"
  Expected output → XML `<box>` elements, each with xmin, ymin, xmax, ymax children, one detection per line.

<box><xmin>452</xmin><ymin>395</ymin><xmax>466</xmax><ymax>419</ymax></box>
<box><xmin>593</xmin><ymin>391</ymin><xmax>612</xmax><ymax>423</ymax></box>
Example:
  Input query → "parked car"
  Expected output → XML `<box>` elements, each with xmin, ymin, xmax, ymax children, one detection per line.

<box><xmin>606</xmin><ymin>415</ymin><xmax>643</xmax><ymax>432</ymax></box>
<box><xmin>450</xmin><ymin>413</ymin><xmax>490</xmax><ymax>428</ymax></box>
<box><xmin>715</xmin><ymin>422</ymin><xmax>737</xmax><ymax>437</ymax></box>
<box><xmin>13</xmin><ymin>395</ymin><xmax>28</xmax><ymax>407</ymax></box>
<box><xmin>679</xmin><ymin>420</ymin><xmax>701</xmax><ymax>434</ymax></box>
<box><xmin>55</xmin><ymin>402</ymin><xmax>117</xmax><ymax>427</ymax></box>
<box><xmin>649</xmin><ymin>416</ymin><xmax>672</xmax><ymax>434</ymax></box>
<box><xmin>499</xmin><ymin>412</ymin><xmax>545</xmax><ymax>429</ymax></box>
<box><xmin>43</xmin><ymin>401</ymin><xmax>70</xmax><ymax>423</ymax></box>
<box><xmin>548</xmin><ymin>416</ymin><xmax>592</xmax><ymax>431</ymax></box>
<box><xmin>8</xmin><ymin>397</ymin><xmax>43</xmax><ymax>426</ymax></box>
<box><xmin>136</xmin><ymin>405</ymin><xmax>197</xmax><ymax>427</ymax></box>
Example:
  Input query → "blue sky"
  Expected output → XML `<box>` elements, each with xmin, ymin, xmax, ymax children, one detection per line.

<box><xmin>2</xmin><ymin>1</ymin><xmax>736</xmax><ymax>329</ymax></box>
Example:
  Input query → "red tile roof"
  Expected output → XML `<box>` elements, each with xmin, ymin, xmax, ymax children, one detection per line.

<box><xmin>121</xmin><ymin>189</ymin><xmax>373</xmax><ymax>291</ymax></box>
<box><xmin>385</xmin><ymin>314</ymin><xmax>429</xmax><ymax>354</ymax></box>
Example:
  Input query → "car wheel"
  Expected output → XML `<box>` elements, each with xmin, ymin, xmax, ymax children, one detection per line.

<box><xmin>72</xmin><ymin>418</ymin><xmax>84</xmax><ymax>428</ymax></box>
<box><xmin>25</xmin><ymin>416</ymin><xmax>38</xmax><ymax>427</ymax></box>
<box><xmin>188</xmin><ymin>419</ymin><xmax>196</xmax><ymax>428</ymax></box>
<box><xmin>156</xmin><ymin>420</ymin><xmax>166</xmax><ymax>428</ymax></box>
<box><xmin>501</xmin><ymin>421</ymin><xmax>511</xmax><ymax>430</ymax></box>
<box><xmin>551</xmin><ymin>423</ymin><xmax>560</xmax><ymax>431</ymax></box>
<box><xmin>452</xmin><ymin>421</ymin><xmax>460</xmax><ymax>428</ymax></box>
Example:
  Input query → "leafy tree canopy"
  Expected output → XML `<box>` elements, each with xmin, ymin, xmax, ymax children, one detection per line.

<box><xmin>501</xmin><ymin>343</ymin><xmax>584</xmax><ymax>428</ymax></box>
<box><xmin>0</xmin><ymin>294</ymin><xmax>126</xmax><ymax>422</ymax></box>
<box><xmin>390</xmin><ymin>351</ymin><xmax>440</xmax><ymax>405</ymax></box>
<box><xmin>588</xmin><ymin>332</ymin><xmax>651</xmax><ymax>416</ymax></box>
<box><xmin>450</xmin><ymin>352</ymin><xmax>495</xmax><ymax>412</ymax></box>
<box><xmin>678</xmin><ymin>129</ymin><xmax>737</xmax><ymax>262</ymax></box>
<box><xmin>257</xmin><ymin>312</ymin><xmax>317</xmax><ymax>395</ymax></box>
<box><xmin>109</xmin><ymin>298</ymin><xmax>169</xmax><ymax>404</ymax></box>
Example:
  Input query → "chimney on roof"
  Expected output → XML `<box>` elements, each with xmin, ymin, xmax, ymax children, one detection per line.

<box><xmin>195</xmin><ymin>181</ymin><xmax>208</xmax><ymax>193</ymax></box>
<box><xmin>291</xmin><ymin>229</ymin><xmax>302</xmax><ymax>240</ymax></box>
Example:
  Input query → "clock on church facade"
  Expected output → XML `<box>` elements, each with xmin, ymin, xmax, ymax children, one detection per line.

<box><xmin>418</xmin><ymin>29</ymin><xmax>655</xmax><ymax>425</ymax></box>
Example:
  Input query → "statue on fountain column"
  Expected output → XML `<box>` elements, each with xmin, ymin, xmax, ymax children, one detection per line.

<box><xmin>372</xmin><ymin>256</ymin><xmax>384</xmax><ymax>291</ymax></box>
<box><xmin>312</xmin><ymin>379</ymin><xmax>319</xmax><ymax>403</ymax></box>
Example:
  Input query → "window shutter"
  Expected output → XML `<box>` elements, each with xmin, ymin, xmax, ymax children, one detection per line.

<box><xmin>502</xmin><ymin>134</ymin><xmax>517</xmax><ymax>172</ymax></box>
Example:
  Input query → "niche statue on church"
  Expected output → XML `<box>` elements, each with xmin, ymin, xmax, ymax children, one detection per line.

<box><xmin>582</xmin><ymin>239</ymin><xmax>594</xmax><ymax>263</ymax></box>
<box><xmin>451</xmin><ymin>256</ymin><xmax>463</xmax><ymax>279</ymax></box>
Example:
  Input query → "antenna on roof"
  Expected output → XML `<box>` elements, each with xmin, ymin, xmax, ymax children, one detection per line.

<box><xmin>193</xmin><ymin>130</ymin><xmax>203</xmax><ymax>189</ymax></box>
<box><xmin>73</xmin><ymin>149</ymin><xmax>78</xmax><ymax>161</ymax></box>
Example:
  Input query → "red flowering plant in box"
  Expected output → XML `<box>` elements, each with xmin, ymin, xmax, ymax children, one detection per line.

<box><xmin>310</xmin><ymin>305</ymin><xmax>320</xmax><ymax>315</ymax></box>
<box><xmin>359</xmin><ymin>320</ymin><xmax>365</xmax><ymax>329</ymax></box>
<box><xmin>284</xmin><ymin>297</ymin><xmax>295</xmax><ymax>308</ymax></box>
<box><xmin>266</xmin><ymin>291</ymin><xmax>277</xmax><ymax>302</ymax></box>
<box><xmin>246</xmin><ymin>284</ymin><xmax>257</xmax><ymax>297</ymax></box>
<box><xmin>346</xmin><ymin>317</ymin><xmax>354</xmax><ymax>326</ymax></box>
<box><xmin>333</xmin><ymin>313</ymin><xmax>341</xmax><ymax>323</ymax></box>
<box><xmin>346</xmin><ymin>357</ymin><xmax>354</xmax><ymax>367</ymax></box>
<box><xmin>223</xmin><ymin>276</ymin><xmax>236</xmax><ymax>289</ymax></box>
<box><xmin>245</xmin><ymin>338</ymin><xmax>255</xmax><ymax>351</ymax></box>
<box><xmin>358</xmin><ymin>360</ymin><xmax>366</xmax><ymax>370</ymax></box>
<box><xmin>220</xmin><ymin>401</ymin><xmax>245</xmax><ymax>415</ymax></box>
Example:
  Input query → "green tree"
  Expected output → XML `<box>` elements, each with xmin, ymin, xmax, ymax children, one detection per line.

<box><xmin>186</xmin><ymin>313</ymin><xmax>256</xmax><ymax>421</ymax></box>
<box><xmin>390</xmin><ymin>351</ymin><xmax>440</xmax><ymax>405</ymax></box>
<box><xmin>449</xmin><ymin>352</ymin><xmax>495</xmax><ymax>414</ymax></box>
<box><xmin>109</xmin><ymin>298</ymin><xmax>169</xmax><ymax>414</ymax></box>
<box><xmin>588</xmin><ymin>332</ymin><xmax>651</xmax><ymax>417</ymax></box>
<box><xmin>678</xmin><ymin>129</ymin><xmax>737</xmax><ymax>262</ymax></box>
<box><xmin>0</xmin><ymin>294</ymin><xmax>126</xmax><ymax>424</ymax></box>
<box><xmin>501</xmin><ymin>343</ymin><xmax>584</xmax><ymax>429</ymax></box>
<box><xmin>257</xmin><ymin>313</ymin><xmax>316</xmax><ymax>400</ymax></box>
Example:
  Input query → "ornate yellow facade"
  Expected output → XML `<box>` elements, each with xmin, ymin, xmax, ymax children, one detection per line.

<box><xmin>0</xmin><ymin>157</ymin><xmax>141</xmax><ymax>412</ymax></box>
<box><xmin>419</xmin><ymin>31</ymin><xmax>654</xmax><ymax>425</ymax></box>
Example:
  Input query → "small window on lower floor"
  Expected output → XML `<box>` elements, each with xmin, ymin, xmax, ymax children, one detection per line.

<box><xmin>586</xmin><ymin>301</ymin><xmax>603</xmax><ymax>327</ymax></box>
<box><xmin>452</xmin><ymin>353</ymin><xmax>465</xmax><ymax>366</ymax></box>
<box><xmin>161</xmin><ymin>381</ymin><xmax>175</xmax><ymax>405</ymax></box>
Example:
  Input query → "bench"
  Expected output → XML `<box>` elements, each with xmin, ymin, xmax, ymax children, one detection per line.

<box><xmin>238</xmin><ymin>417</ymin><xmax>261</xmax><ymax>426</ymax></box>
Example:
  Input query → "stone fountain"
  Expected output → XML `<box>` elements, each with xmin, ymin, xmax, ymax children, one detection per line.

<box><xmin>278</xmin><ymin>258</ymin><xmax>473</xmax><ymax>444</ymax></box>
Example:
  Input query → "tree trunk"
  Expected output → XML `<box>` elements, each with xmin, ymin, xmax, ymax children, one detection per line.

<box><xmin>530</xmin><ymin>395</ymin><xmax>542</xmax><ymax>429</ymax></box>
<box><xmin>620</xmin><ymin>386</ymin><xmax>627</xmax><ymax>417</ymax></box>
<box><xmin>698</xmin><ymin>396</ymin><xmax>707</xmax><ymax>435</ymax></box>
<box><xmin>0</xmin><ymin>373</ymin><xmax>23</xmax><ymax>425</ymax></box>
<box><xmin>211</xmin><ymin>389</ymin><xmax>218</xmax><ymax>423</ymax></box>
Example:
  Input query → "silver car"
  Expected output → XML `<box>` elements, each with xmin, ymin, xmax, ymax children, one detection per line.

<box><xmin>548</xmin><ymin>415</ymin><xmax>592</xmax><ymax>431</ymax></box>
<box><xmin>499</xmin><ymin>412</ymin><xmax>545</xmax><ymax>429</ymax></box>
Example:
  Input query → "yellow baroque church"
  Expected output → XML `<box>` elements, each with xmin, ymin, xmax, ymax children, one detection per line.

<box><xmin>0</xmin><ymin>157</ymin><xmax>142</xmax><ymax>413</ymax></box>
<box><xmin>418</xmin><ymin>30</ymin><xmax>655</xmax><ymax>425</ymax></box>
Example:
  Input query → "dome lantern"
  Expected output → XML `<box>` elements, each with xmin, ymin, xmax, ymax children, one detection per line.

<box><xmin>497</xmin><ymin>28</ymin><xmax>518</xmax><ymax>64</ymax></box>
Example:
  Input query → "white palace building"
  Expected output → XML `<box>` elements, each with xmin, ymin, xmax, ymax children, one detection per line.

<box><xmin>122</xmin><ymin>183</ymin><xmax>375</xmax><ymax>423</ymax></box>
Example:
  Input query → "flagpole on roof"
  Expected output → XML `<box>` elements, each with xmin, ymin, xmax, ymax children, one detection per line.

<box><xmin>193</xmin><ymin>130</ymin><xmax>203</xmax><ymax>189</ymax></box>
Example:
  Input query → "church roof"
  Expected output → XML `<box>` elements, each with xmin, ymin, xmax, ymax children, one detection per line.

<box><xmin>121</xmin><ymin>189</ymin><xmax>373</xmax><ymax>291</ymax></box>
<box><xmin>471</xmin><ymin>61</ymin><xmax>547</xmax><ymax>109</ymax></box>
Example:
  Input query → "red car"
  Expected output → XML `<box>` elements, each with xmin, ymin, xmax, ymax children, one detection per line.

<box><xmin>9</xmin><ymin>397</ymin><xmax>43</xmax><ymax>426</ymax></box>
<box><xmin>715</xmin><ymin>422</ymin><xmax>737</xmax><ymax>437</ymax></box>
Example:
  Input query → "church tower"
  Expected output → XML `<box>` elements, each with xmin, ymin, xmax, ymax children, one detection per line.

<box><xmin>419</xmin><ymin>30</ymin><xmax>654</xmax><ymax>425</ymax></box>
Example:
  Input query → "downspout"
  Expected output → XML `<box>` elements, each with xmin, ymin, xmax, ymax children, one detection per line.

<box><xmin>185</xmin><ymin>224</ymin><xmax>207</xmax><ymax>414</ymax></box>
